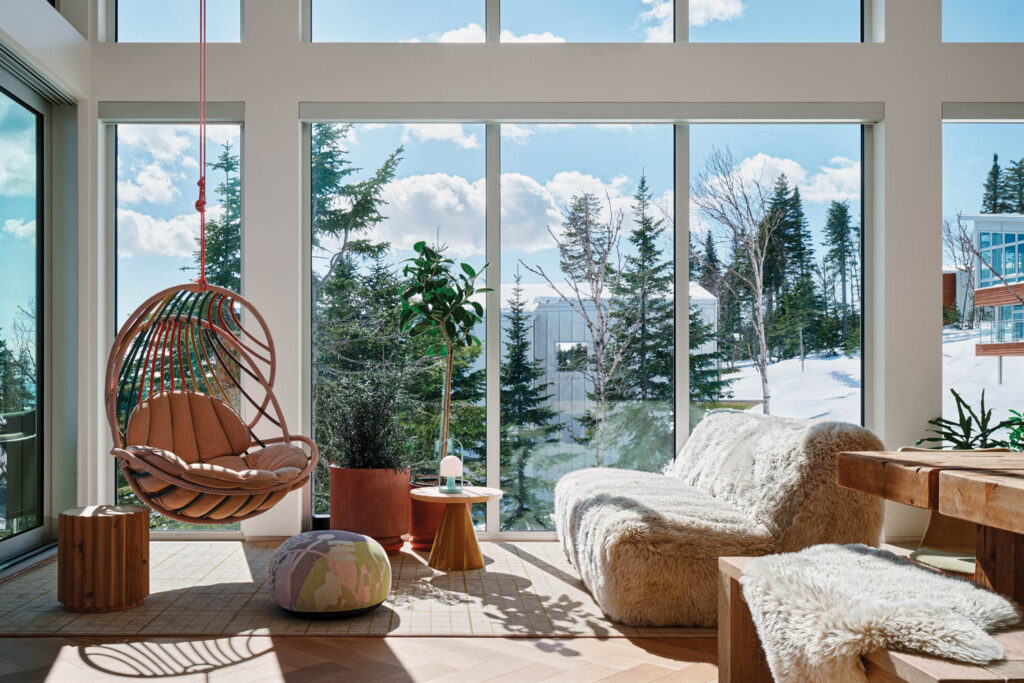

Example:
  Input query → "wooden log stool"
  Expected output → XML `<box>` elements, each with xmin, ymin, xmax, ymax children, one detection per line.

<box><xmin>58</xmin><ymin>505</ymin><xmax>149</xmax><ymax>612</ymax></box>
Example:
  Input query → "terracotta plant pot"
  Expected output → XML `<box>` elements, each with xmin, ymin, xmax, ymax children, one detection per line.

<box><xmin>409</xmin><ymin>477</ymin><xmax>446</xmax><ymax>551</ymax></box>
<box><xmin>329</xmin><ymin>466</ymin><xmax>410</xmax><ymax>555</ymax></box>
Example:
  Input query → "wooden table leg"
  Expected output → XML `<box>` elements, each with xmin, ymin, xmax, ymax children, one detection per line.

<box><xmin>718</xmin><ymin>559</ymin><xmax>773</xmax><ymax>682</ymax></box>
<box><xmin>427</xmin><ymin>503</ymin><xmax>484</xmax><ymax>571</ymax></box>
<box><xmin>975</xmin><ymin>525</ymin><xmax>1024</xmax><ymax>602</ymax></box>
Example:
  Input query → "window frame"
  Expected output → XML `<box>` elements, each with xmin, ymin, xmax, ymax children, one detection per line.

<box><xmin>0</xmin><ymin>73</ymin><xmax>50</xmax><ymax>566</ymax></box>
<box><xmin>301</xmin><ymin>108</ymin><xmax>872</xmax><ymax>539</ymax></box>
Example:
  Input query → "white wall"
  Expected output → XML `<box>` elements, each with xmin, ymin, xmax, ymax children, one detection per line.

<box><xmin>8</xmin><ymin>0</ymin><xmax>1024</xmax><ymax>540</ymax></box>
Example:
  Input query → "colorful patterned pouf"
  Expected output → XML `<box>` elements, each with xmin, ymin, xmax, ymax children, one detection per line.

<box><xmin>267</xmin><ymin>530</ymin><xmax>392</xmax><ymax>617</ymax></box>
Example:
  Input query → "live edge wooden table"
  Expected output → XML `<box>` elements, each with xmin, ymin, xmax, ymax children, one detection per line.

<box><xmin>837</xmin><ymin>450</ymin><xmax>1024</xmax><ymax>602</ymax></box>
<box><xmin>409</xmin><ymin>486</ymin><xmax>503</xmax><ymax>571</ymax></box>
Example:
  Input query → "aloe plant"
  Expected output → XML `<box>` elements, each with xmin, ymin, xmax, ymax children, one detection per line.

<box><xmin>400</xmin><ymin>241</ymin><xmax>490</xmax><ymax>462</ymax></box>
<box><xmin>916</xmin><ymin>388</ymin><xmax>1012</xmax><ymax>450</ymax></box>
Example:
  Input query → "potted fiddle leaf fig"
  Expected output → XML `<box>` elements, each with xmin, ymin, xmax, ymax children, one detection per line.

<box><xmin>400</xmin><ymin>241</ymin><xmax>489</xmax><ymax>548</ymax></box>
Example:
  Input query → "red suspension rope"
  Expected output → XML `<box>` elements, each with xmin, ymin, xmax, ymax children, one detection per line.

<box><xmin>195</xmin><ymin>0</ymin><xmax>208</xmax><ymax>289</ymax></box>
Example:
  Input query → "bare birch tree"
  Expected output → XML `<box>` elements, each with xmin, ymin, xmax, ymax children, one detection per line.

<box><xmin>942</xmin><ymin>210</ymin><xmax>977</xmax><ymax>327</ymax></box>
<box><xmin>691</xmin><ymin>147</ymin><xmax>787</xmax><ymax>414</ymax></box>
<box><xmin>521</xmin><ymin>192</ymin><xmax>644</xmax><ymax>466</ymax></box>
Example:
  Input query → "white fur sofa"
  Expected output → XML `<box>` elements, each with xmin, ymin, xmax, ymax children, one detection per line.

<box><xmin>554</xmin><ymin>410</ymin><xmax>884</xmax><ymax>627</ymax></box>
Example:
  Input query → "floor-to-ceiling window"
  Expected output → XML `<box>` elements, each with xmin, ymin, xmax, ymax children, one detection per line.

<box><xmin>689</xmin><ymin>124</ymin><xmax>864</xmax><ymax>426</ymax></box>
<box><xmin>114</xmin><ymin>122</ymin><xmax>243</xmax><ymax>531</ymax></box>
<box><xmin>310</xmin><ymin>123</ymin><xmax>487</xmax><ymax>523</ymax></box>
<box><xmin>499</xmin><ymin>124</ymin><xmax>674</xmax><ymax>530</ymax></box>
<box><xmin>0</xmin><ymin>86</ymin><xmax>43</xmax><ymax>552</ymax></box>
<box><xmin>940</xmin><ymin>122</ymin><xmax>1024</xmax><ymax>440</ymax></box>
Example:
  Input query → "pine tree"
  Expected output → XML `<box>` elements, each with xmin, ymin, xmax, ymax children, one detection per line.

<box><xmin>784</xmin><ymin>187</ymin><xmax>814</xmax><ymax>279</ymax></box>
<box><xmin>500</xmin><ymin>273</ymin><xmax>561</xmax><ymax>530</ymax></box>
<box><xmin>1003</xmin><ymin>158</ymin><xmax>1024</xmax><ymax>214</ymax></box>
<box><xmin>689</xmin><ymin>307</ymin><xmax>736</xmax><ymax>403</ymax></box>
<box><xmin>982</xmin><ymin>154</ymin><xmax>1011</xmax><ymax>213</ymax></box>
<box><xmin>609</xmin><ymin>174</ymin><xmax>674</xmax><ymax>404</ymax></box>
<box><xmin>194</xmin><ymin>142</ymin><xmax>241</xmax><ymax>290</ymax></box>
<box><xmin>762</xmin><ymin>175</ymin><xmax>791</xmax><ymax>311</ymax></box>
<box><xmin>698</xmin><ymin>231</ymin><xmax>721</xmax><ymax>297</ymax></box>
<box><xmin>688</xmin><ymin>232</ymin><xmax>700</xmax><ymax>283</ymax></box>
<box><xmin>823</xmin><ymin>200</ymin><xmax>857</xmax><ymax>345</ymax></box>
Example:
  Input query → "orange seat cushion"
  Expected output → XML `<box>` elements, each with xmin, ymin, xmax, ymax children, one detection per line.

<box><xmin>125</xmin><ymin>391</ymin><xmax>250</xmax><ymax>463</ymax></box>
<box><xmin>125</xmin><ymin>443</ymin><xmax>308</xmax><ymax>491</ymax></box>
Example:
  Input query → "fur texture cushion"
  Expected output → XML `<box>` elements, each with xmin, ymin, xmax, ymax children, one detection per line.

<box><xmin>554</xmin><ymin>410</ymin><xmax>885</xmax><ymax>626</ymax></box>
<box><xmin>740</xmin><ymin>544</ymin><xmax>1020</xmax><ymax>682</ymax></box>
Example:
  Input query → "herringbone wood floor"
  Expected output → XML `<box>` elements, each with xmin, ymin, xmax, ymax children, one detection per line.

<box><xmin>0</xmin><ymin>635</ymin><xmax>718</xmax><ymax>682</ymax></box>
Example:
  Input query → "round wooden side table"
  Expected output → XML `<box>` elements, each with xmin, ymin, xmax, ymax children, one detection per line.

<box><xmin>409</xmin><ymin>486</ymin><xmax>503</xmax><ymax>571</ymax></box>
<box><xmin>58</xmin><ymin>505</ymin><xmax>150</xmax><ymax>612</ymax></box>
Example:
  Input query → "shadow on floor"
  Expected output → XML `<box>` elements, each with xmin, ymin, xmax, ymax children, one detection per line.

<box><xmin>77</xmin><ymin>635</ymin><xmax>274</xmax><ymax>677</ymax></box>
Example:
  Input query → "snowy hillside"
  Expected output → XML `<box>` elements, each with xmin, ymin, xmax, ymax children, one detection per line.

<box><xmin>727</xmin><ymin>327</ymin><xmax>1023</xmax><ymax>425</ymax></box>
<box><xmin>730</xmin><ymin>354</ymin><xmax>861</xmax><ymax>423</ymax></box>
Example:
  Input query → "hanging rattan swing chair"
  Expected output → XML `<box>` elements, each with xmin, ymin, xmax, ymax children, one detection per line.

<box><xmin>104</xmin><ymin>0</ymin><xmax>317</xmax><ymax>524</ymax></box>
<box><xmin>105</xmin><ymin>284</ymin><xmax>318</xmax><ymax>524</ymax></box>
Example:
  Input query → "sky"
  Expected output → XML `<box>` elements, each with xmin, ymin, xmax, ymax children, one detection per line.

<box><xmin>944</xmin><ymin>123</ymin><xmax>1024</xmax><ymax>228</ymax></box>
<box><xmin>0</xmin><ymin>90</ymin><xmax>38</xmax><ymax>376</ymax></box>
<box><xmin>115</xmin><ymin>124</ymin><xmax>240</xmax><ymax>325</ymax></box>
<box><xmin>114</xmin><ymin>0</ymin><xmax>1024</xmax><ymax>43</ymax></box>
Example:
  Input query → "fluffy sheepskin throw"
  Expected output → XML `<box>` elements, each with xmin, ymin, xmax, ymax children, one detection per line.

<box><xmin>555</xmin><ymin>410</ymin><xmax>883</xmax><ymax>626</ymax></box>
<box><xmin>740</xmin><ymin>544</ymin><xmax>1021</xmax><ymax>682</ymax></box>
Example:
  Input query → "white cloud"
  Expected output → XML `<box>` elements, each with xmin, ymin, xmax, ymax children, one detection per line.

<box><xmin>803</xmin><ymin>156</ymin><xmax>861</xmax><ymax>203</ymax></box>
<box><xmin>402</xmin><ymin>123</ymin><xmax>479</xmax><ymax>149</ymax></box>
<box><xmin>500</xmin><ymin>29</ymin><xmax>566</xmax><ymax>43</ymax></box>
<box><xmin>500</xmin><ymin>173</ymin><xmax>563</xmax><ymax>252</ymax></box>
<box><xmin>2</xmin><ymin>218</ymin><xmax>35</xmax><ymax>239</ymax></box>
<box><xmin>116</xmin><ymin>206</ymin><xmax>222</xmax><ymax>258</ymax></box>
<box><xmin>703</xmin><ymin>153</ymin><xmax>861</xmax><ymax>206</ymax></box>
<box><xmin>546</xmin><ymin>170</ymin><xmax>631</xmax><ymax>209</ymax></box>
<box><xmin>640</xmin><ymin>0</ymin><xmax>674</xmax><ymax>42</ymax></box>
<box><xmin>320</xmin><ymin>168</ymin><xmax>665</xmax><ymax>262</ymax></box>
<box><xmin>736</xmin><ymin>153</ymin><xmax>807</xmax><ymax>187</ymax></box>
<box><xmin>118</xmin><ymin>125</ymin><xmax>192</xmax><ymax>163</ymax></box>
<box><xmin>434</xmin><ymin>22</ymin><xmax>566</xmax><ymax>43</ymax></box>
<box><xmin>0</xmin><ymin>128</ymin><xmax>36</xmax><ymax>197</ymax></box>
<box><xmin>690</xmin><ymin>0</ymin><xmax>744</xmax><ymax>27</ymax></box>
<box><xmin>500</xmin><ymin>124</ymin><xmax>534</xmax><ymax>144</ymax></box>
<box><xmin>117</xmin><ymin>124</ymin><xmax>238</xmax><ymax>163</ymax></box>
<box><xmin>117</xmin><ymin>163</ymin><xmax>180</xmax><ymax>204</ymax></box>
<box><xmin>437</xmin><ymin>23</ymin><xmax>486</xmax><ymax>43</ymax></box>
<box><xmin>371</xmin><ymin>173</ymin><xmax>487</xmax><ymax>258</ymax></box>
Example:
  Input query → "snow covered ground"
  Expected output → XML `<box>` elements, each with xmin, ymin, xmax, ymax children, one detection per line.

<box><xmin>940</xmin><ymin>327</ymin><xmax>1024</xmax><ymax>421</ymax></box>
<box><xmin>730</xmin><ymin>353</ymin><xmax>862</xmax><ymax>423</ymax></box>
<box><xmin>728</xmin><ymin>327</ymin><xmax>1024</xmax><ymax>426</ymax></box>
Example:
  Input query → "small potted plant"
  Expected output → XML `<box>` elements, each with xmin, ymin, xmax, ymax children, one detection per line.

<box><xmin>319</xmin><ymin>371</ymin><xmax>410</xmax><ymax>555</ymax></box>
<box><xmin>400</xmin><ymin>242</ymin><xmax>488</xmax><ymax>548</ymax></box>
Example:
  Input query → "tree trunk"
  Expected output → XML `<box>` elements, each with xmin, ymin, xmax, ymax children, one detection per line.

<box><xmin>439</xmin><ymin>346</ymin><xmax>455</xmax><ymax>459</ymax></box>
<box><xmin>753</xmin><ymin>289</ymin><xmax>771</xmax><ymax>415</ymax></box>
<box><xmin>799</xmin><ymin>325</ymin><xmax>805</xmax><ymax>372</ymax></box>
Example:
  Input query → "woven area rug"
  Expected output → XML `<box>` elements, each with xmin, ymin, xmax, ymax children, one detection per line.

<box><xmin>0</xmin><ymin>540</ymin><xmax>708</xmax><ymax>637</ymax></box>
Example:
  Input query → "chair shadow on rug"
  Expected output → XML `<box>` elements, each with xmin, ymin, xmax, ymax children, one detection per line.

<box><xmin>78</xmin><ymin>635</ymin><xmax>274</xmax><ymax>678</ymax></box>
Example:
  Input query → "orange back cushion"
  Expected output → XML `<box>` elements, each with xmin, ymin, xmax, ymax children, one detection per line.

<box><xmin>125</xmin><ymin>391</ymin><xmax>251</xmax><ymax>463</ymax></box>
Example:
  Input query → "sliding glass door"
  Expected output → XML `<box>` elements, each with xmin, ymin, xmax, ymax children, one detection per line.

<box><xmin>0</xmin><ymin>84</ymin><xmax>43</xmax><ymax>560</ymax></box>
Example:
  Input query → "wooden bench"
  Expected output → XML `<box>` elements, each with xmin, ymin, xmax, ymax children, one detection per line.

<box><xmin>718</xmin><ymin>554</ymin><xmax>1024</xmax><ymax>682</ymax></box>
